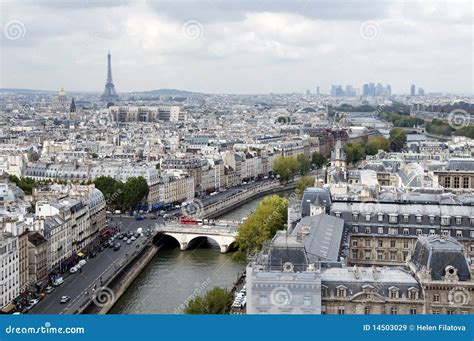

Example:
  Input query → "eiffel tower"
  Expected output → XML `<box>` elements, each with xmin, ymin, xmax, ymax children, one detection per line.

<box><xmin>101</xmin><ymin>51</ymin><xmax>119</xmax><ymax>102</ymax></box>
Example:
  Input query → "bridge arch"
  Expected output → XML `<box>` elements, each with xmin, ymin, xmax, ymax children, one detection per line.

<box><xmin>157</xmin><ymin>232</ymin><xmax>236</xmax><ymax>253</ymax></box>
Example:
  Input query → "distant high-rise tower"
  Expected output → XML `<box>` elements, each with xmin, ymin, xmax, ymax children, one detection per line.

<box><xmin>101</xmin><ymin>52</ymin><xmax>119</xmax><ymax>102</ymax></box>
<box><xmin>410</xmin><ymin>84</ymin><xmax>416</xmax><ymax>96</ymax></box>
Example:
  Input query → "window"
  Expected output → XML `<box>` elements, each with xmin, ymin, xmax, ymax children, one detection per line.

<box><xmin>377</xmin><ymin>251</ymin><xmax>383</xmax><ymax>260</ymax></box>
<box><xmin>432</xmin><ymin>309</ymin><xmax>440</xmax><ymax>315</ymax></box>
<box><xmin>410</xmin><ymin>308</ymin><xmax>417</xmax><ymax>315</ymax></box>
<box><xmin>389</xmin><ymin>228</ymin><xmax>397</xmax><ymax>235</ymax></box>
<box><xmin>390</xmin><ymin>240</ymin><xmax>396</xmax><ymax>248</ymax></box>
<box><xmin>433</xmin><ymin>294</ymin><xmax>440</xmax><ymax>302</ymax></box>
<box><xmin>364</xmin><ymin>226</ymin><xmax>371</xmax><ymax>234</ymax></box>
<box><xmin>364</xmin><ymin>251</ymin><xmax>371</xmax><ymax>260</ymax></box>
<box><xmin>471</xmin><ymin>217</ymin><xmax>474</xmax><ymax>226</ymax></box>
<box><xmin>390</xmin><ymin>307</ymin><xmax>398</xmax><ymax>314</ymax></box>
<box><xmin>416</xmin><ymin>215</ymin><xmax>422</xmax><ymax>224</ymax></box>
<box><xmin>336</xmin><ymin>287</ymin><xmax>347</xmax><ymax>298</ymax></box>
<box><xmin>352</xmin><ymin>250</ymin><xmax>359</xmax><ymax>259</ymax></box>
<box><xmin>377</xmin><ymin>214</ymin><xmax>384</xmax><ymax>223</ymax></box>
<box><xmin>403</xmin><ymin>215</ymin><xmax>409</xmax><ymax>223</ymax></box>
<box><xmin>364</xmin><ymin>307</ymin><xmax>371</xmax><ymax>314</ymax></box>
<box><xmin>321</xmin><ymin>286</ymin><xmax>328</xmax><ymax>297</ymax></box>
<box><xmin>403</xmin><ymin>251</ymin><xmax>409</xmax><ymax>260</ymax></box>
<box><xmin>338</xmin><ymin>307</ymin><xmax>345</xmax><ymax>315</ymax></box>
<box><xmin>403</xmin><ymin>240</ymin><xmax>409</xmax><ymax>249</ymax></box>
<box><xmin>365</xmin><ymin>239</ymin><xmax>371</xmax><ymax>247</ymax></box>
<box><xmin>390</xmin><ymin>289</ymin><xmax>399</xmax><ymax>299</ymax></box>
<box><xmin>389</xmin><ymin>252</ymin><xmax>397</xmax><ymax>261</ymax></box>
<box><xmin>429</xmin><ymin>229</ymin><xmax>436</xmax><ymax>236</ymax></box>
<box><xmin>377</xmin><ymin>227</ymin><xmax>383</xmax><ymax>234</ymax></box>
<box><xmin>353</xmin><ymin>225</ymin><xmax>359</xmax><ymax>233</ymax></box>
<box><xmin>429</xmin><ymin>215</ymin><xmax>436</xmax><ymax>224</ymax></box>
<box><xmin>334</xmin><ymin>212</ymin><xmax>341</xmax><ymax>218</ymax></box>
<box><xmin>470</xmin><ymin>231</ymin><xmax>474</xmax><ymax>238</ymax></box>
<box><xmin>403</xmin><ymin>228</ymin><xmax>409</xmax><ymax>235</ymax></box>
<box><xmin>353</xmin><ymin>213</ymin><xmax>359</xmax><ymax>221</ymax></box>
<box><xmin>454</xmin><ymin>177</ymin><xmax>460</xmax><ymax>188</ymax></box>
<box><xmin>463</xmin><ymin>177</ymin><xmax>469</xmax><ymax>188</ymax></box>
<box><xmin>441</xmin><ymin>230</ymin><xmax>450</xmax><ymax>237</ymax></box>
<box><xmin>456</xmin><ymin>217</ymin><xmax>462</xmax><ymax>226</ymax></box>
<box><xmin>259</xmin><ymin>295</ymin><xmax>268</xmax><ymax>305</ymax></box>
<box><xmin>365</xmin><ymin>214</ymin><xmax>371</xmax><ymax>222</ymax></box>
<box><xmin>447</xmin><ymin>309</ymin><xmax>455</xmax><ymax>315</ymax></box>
<box><xmin>444</xmin><ymin>177</ymin><xmax>451</xmax><ymax>188</ymax></box>
<box><xmin>352</xmin><ymin>240</ymin><xmax>358</xmax><ymax>247</ymax></box>
<box><xmin>416</xmin><ymin>229</ymin><xmax>422</xmax><ymax>235</ymax></box>
<box><xmin>303</xmin><ymin>296</ymin><xmax>312</xmax><ymax>306</ymax></box>
<box><xmin>378</xmin><ymin>240</ymin><xmax>383</xmax><ymax>247</ymax></box>
<box><xmin>441</xmin><ymin>216</ymin><xmax>450</xmax><ymax>226</ymax></box>
<box><xmin>456</xmin><ymin>230</ymin><xmax>463</xmax><ymax>238</ymax></box>
<box><xmin>409</xmin><ymin>290</ymin><xmax>419</xmax><ymax>300</ymax></box>
<box><xmin>389</xmin><ymin>214</ymin><xmax>398</xmax><ymax>224</ymax></box>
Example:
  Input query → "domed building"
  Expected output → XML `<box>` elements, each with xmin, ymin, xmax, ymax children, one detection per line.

<box><xmin>408</xmin><ymin>235</ymin><xmax>474</xmax><ymax>314</ymax></box>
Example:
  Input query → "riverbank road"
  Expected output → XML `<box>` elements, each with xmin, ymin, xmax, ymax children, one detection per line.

<box><xmin>29</xmin><ymin>216</ymin><xmax>162</xmax><ymax>314</ymax></box>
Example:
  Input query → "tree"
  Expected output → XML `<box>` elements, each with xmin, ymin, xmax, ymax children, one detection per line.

<box><xmin>272</xmin><ymin>156</ymin><xmax>299</xmax><ymax>183</ymax></box>
<box><xmin>234</xmin><ymin>195</ymin><xmax>288</xmax><ymax>261</ymax></box>
<box><xmin>122</xmin><ymin>177</ymin><xmax>149</xmax><ymax>210</ymax></box>
<box><xmin>185</xmin><ymin>287</ymin><xmax>233</xmax><ymax>314</ymax></box>
<box><xmin>311</xmin><ymin>152</ymin><xmax>327</xmax><ymax>169</ymax></box>
<box><xmin>94</xmin><ymin>176</ymin><xmax>119</xmax><ymax>203</ymax></box>
<box><xmin>389</xmin><ymin>128</ymin><xmax>407</xmax><ymax>152</ymax></box>
<box><xmin>365</xmin><ymin>136</ymin><xmax>390</xmax><ymax>155</ymax></box>
<box><xmin>296</xmin><ymin>154</ymin><xmax>311</xmax><ymax>175</ymax></box>
<box><xmin>344</xmin><ymin>143</ymin><xmax>365</xmax><ymax>164</ymax></box>
<box><xmin>9</xmin><ymin>175</ymin><xmax>36</xmax><ymax>195</ymax></box>
<box><xmin>296</xmin><ymin>176</ymin><xmax>314</xmax><ymax>198</ymax></box>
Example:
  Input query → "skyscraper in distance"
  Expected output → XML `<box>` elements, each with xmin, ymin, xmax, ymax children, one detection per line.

<box><xmin>410</xmin><ymin>84</ymin><xmax>416</xmax><ymax>96</ymax></box>
<box><xmin>101</xmin><ymin>51</ymin><xmax>119</xmax><ymax>102</ymax></box>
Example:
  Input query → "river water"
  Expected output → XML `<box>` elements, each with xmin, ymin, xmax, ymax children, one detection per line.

<box><xmin>110</xmin><ymin>192</ymin><xmax>291</xmax><ymax>314</ymax></box>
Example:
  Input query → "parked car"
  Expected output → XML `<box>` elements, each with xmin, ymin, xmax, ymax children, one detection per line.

<box><xmin>135</xmin><ymin>215</ymin><xmax>144</xmax><ymax>221</ymax></box>
<box><xmin>89</xmin><ymin>251</ymin><xmax>97</xmax><ymax>258</ymax></box>
<box><xmin>52</xmin><ymin>277</ymin><xmax>64</xmax><ymax>286</ymax></box>
<box><xmin>127</xmin><ymin>239</ymin><xmax>132</xmax><ymax>245</ymax></box>
<box><xmin>69</xmin><ymin>266</ymin><xmax>78</xmax><ymax>274</ymax></box>
<box><xmin>131</xmin><ymin>236</ymin><xmax>136</xmax><ymax>241</ymax></box>
<box><xmin>78</xmin><ymin>259</ymin><xmax>87</xmax><ymax>267</ymax></box>
<box><xmin>59</xmin><ymin>296</ymin><xmax>70</xmax><ymax>304</ymax></box>
<box><xmin>29</xmin><ymin>299</ymin><xmax>40</xmax><ymax>306</ymax></box>
<box><xmin>113</xmin><ymin>243</ymin><xmax>121</xmax><ymax>251</ymax></box>
<box><xmin>45</xmin><ymin>286</ymin><xmax>54</xmax><ymax>294</ymax></box>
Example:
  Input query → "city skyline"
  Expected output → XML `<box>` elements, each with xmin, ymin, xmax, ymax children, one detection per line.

<box><xmin>1</xmin><ymin>0</ymin><xmax>472</xmax><ymax>95</ymax></box>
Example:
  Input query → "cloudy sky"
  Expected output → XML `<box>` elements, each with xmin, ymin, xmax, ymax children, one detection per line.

<box><xmin>0</xmin><ymin>0</ymin><xmax>472</xmax><ymax>94</ymax></box>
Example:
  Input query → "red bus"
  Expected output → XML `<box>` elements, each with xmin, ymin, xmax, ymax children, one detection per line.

<box><xmin>180</xmin><ymin>216</ymin><xmax>201</xmax><ymax>225</ymax></box>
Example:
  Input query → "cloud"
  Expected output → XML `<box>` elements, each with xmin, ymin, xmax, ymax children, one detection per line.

<box><xmin>0</xmin><ymin>0</ymin><xmax>472</xmax><ymax>94</ymax></box>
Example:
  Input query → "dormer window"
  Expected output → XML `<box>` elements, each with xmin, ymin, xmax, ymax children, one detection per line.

<box><xmin>389</xmin><ymin>214</ymin><xmax>398</xmax><ymax>224</ymax></box>
<box><xmin>377</xmin><ymin>213</ymin><xmax>384</xmax><ymax>222</ymax></box>
<box><xmin>455</xmin><ymin>217</ymin><xmax>462</xmax><ymax>225</ymax></box>
<box><xmin>441</xmin><ymin>216</ymin><xmax>450</xmax><ymax>226</ymax></box>
<box><xmin>429</xmin><ymin>215</ymin><xmax>436</xmax><ymax>224</ymax></box>
<box><xmin>353</xmin><ymin>212</ymin><xmax>359</xmax><ymax>221</ymax></box>
<box><xmin>403</xmin><ymin>214</ymin><xmax>409</xmax><ymax>223</ymax></box>
<box><xmin>416</xmin><ymin>215</ymin><xmax>422</xmax><ymax>224</ymax></box>
<box><xmin>336</xmin><ymin>286</ymin><xmax>347</xmax><ymax>298</ymax></box>
<box><xmin>389</xmin><ymin>286</ymin><xmax>400</xmax><ymax>299</ymax></box>
<box><xmin>365</xmin><ymin>214</ymin><xmax>371</xmax><ymax>222</ymax></box>
<box><xmin>408</xmin><ymin>288</ymin><xmax>419</xmax><ymax>300</ymax></box>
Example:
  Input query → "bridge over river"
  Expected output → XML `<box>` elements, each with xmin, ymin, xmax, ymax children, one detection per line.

<box><xmin>154</xmin><ymin>221</ymin><xmax>239</xmax><ymax>253</ymax></box>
